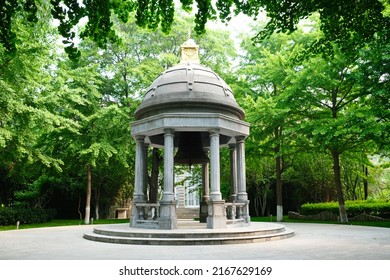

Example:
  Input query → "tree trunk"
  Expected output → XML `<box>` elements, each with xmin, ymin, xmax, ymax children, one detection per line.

<box><xmin>331</xmin><ymin>149</ymin><xmax>348</xmax><ymax>223</ymax></box>
<box><xmin>84</xmin><ymin>164</ymin><xmax>92</xmax><ymax>225</ymax></box>
<box><xmin>260</xmin><ymin>189</ymin><xmax>267</xmax><ymax>216</ymax></box>
<box><xmin>275</xmin><ymin>153</ymin><xmax>283</xmax><ymax>222</ymax></box>
<box><xmin>274</xmin><ymin>127</ymin><xmax>283</xmax><ymax>222</ymax></box>
<box><xmin>363</xmin><ymin>165</ymin><xmax>368</xmax><ymax>200</ymax></box>
<box><xmin>95</xmin><ymin>204</ymin><xmax>99</xmax><ymax>221</ymax></box>
<box><xmin>149</xmin><ymin>148</ymin><xmax>161</xmax><ymax>203</ymax></box>
<box><xmin>78</xmin><ymin>195</ymin><xmax>82</xmax><ymax>222</ymax></box>
<box><xmin>95</xmin><ymin>187</ymin><xmax>100</xmax><ymax>220</ymax></box>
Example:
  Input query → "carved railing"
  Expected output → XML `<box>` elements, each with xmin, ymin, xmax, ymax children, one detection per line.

<box><xmin>225</xmin><ymin>202</ymin><xmax>247</xmax><ymax>221</ymax></box>
<box><xmin>133</xmin><ymin>203</ymin><xmax>160</xmax><ymax>225</ymax></box>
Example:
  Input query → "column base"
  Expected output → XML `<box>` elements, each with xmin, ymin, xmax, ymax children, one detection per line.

<box><xmin>237</xmin><ymin>199</ymin><xmax>251</xmax><ymax>224</ymax></box>
<box><xmin>229</xmin><ymin>194</ymin><xmax>237</xmax><ymax>202</ymax></box>
<box><xmin>130</xmin><ymin>201</ymin><xmax>146</xmax><ymax>228</ymax></box>
<box><xmin>130</xmin><ymin>202</ymin><xmax>139</xmax><ymax>228</ymax></box>
<box><xmin>207</xmin><ymin>200</ymin><xmax>227</xmax><ymax>229</ymax></box>
<box><xmin>159</xmin><ymin>200</ymin><xmax>177</xmax><ymax>230</ymax></box>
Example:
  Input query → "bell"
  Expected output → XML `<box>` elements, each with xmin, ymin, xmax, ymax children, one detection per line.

<box><xmin>174</xmin><ymin>132</ymin><xmax>209</xmax><ymax>166</ymax></box>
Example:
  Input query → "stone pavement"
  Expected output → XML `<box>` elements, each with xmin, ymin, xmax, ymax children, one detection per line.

<box><xmin>1</xmin><ymin>222</ymin><xmax>390</xmax><ymax>260</ymax></box>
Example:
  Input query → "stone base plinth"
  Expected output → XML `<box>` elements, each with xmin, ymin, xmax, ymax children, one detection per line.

<box><xmin>159</xmin><ymin>200</ymin><xmax>177</xmax><ymax>230</ymax></box>
<box><xmin>237</xmin><ymin>199</ymin><xmax>251</xmax><ymax>224</ymax></box>
<box><xmin>130</xmin><ymin>203</ymin><xmax>139</xmax><ymax>228</ymax></box>
<box><xmin>207</xmin><ymin>200</ymin><xmax>227</xmax><ymax>229</ymax></box>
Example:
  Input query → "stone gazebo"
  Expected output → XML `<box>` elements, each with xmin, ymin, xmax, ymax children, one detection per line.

<box><xmin>130</xmin><ymin>39</ymin><xmax>250</xmax><ymax>230</ymax></box>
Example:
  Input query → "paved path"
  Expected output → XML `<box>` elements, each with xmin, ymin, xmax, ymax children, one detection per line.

<box><xmin>1</xmin><ymin>222</ymin><xmax>390</xmax><ymax>260</ymax></box>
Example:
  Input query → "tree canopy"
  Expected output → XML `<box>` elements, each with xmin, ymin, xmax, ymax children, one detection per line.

<box><xmin>1</xmin><ymin>0</ymin><xmax>389</xmax><ymax>59</ymax></box>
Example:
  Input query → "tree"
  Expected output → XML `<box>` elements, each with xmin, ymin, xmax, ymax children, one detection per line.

<box><xmin>237</xmin><ymin>28</ymin><xmax>312</xmax><ymax>221</ymax></box>
<box><xmin>288</xmin><ymin>47</ymin><xmax>384</xmax><ymax>222</ymax></box>
<box><xmin>245</xmin><ymin>155</ymin><xmax>274</xmax><ymax>217</ymax></box>
<box><xmin>57</xmin><ymin>54</ymin><xmax>133</xmax><ymax>223</ymax></box>
<box><xmin>2</xmin><ymin>1</ymin><xmax>388</xmax><ymax>60</ymax></box>
<box><xmin>283</xmin><ymin>152</ymin><xmax>335</xmax><ymax>204</ymax></box>
<box><xmin>0</xmin><ymin>3</ymin><xmax>81</xmax><ymax>207</ymax></box>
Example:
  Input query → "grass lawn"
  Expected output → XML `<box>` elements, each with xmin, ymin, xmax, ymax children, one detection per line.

<box><xmin>251</xmin><ymin>216</ymin><xmax>390</xmax><ymax>228</ymax></box>
<box><xmin>1</xmin><ymin>216</ymin><xmax>390</xmax><ymax>231</ymax></box>
<box><xmin>0</xmin><ymin>218</ymin><xmax>129</xmax><ymax>231</ymax></box>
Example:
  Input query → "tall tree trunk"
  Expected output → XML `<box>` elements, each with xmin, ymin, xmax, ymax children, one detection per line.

<box><xmin>95</xmin><ymin>204</ymin><xmax>99</xmax><ymax>221</ymax></box>
<box><xmin>149</xmin><ymin>148</ymin><xmax>161</xmax><ymax>203</ymax></box>
<box><xmin>275</xmin><ymin>152</ymin><xmax>283</xmax><ymax>221</ymax></box>
<box><xmin>78</xmin><ymin>195</ymin><xmax>82</xmax><ymax>222</ymax></box>
<box><xmin>331</xmin><ymin>149</ymin><xmax>348</xmax><ymax>223</ymax></box>
<box><xmin>363</xmin><ymin>165</ymin><xmax>368</xmax><ymax>200</ymax></box>
<box><xmin>84</xmin><ymin>164</ymin><xmax>92</xmax><ymax>224</ymax></box>
<box><xmin>95</xmin><ymin>187</ymin><xmax>100</xmax><ymax>220</ymax></box>
<box><xmin>330</xmin><ymin>91</ymin><xmax>348</xmax><ymax>222</ymax></box>
<box><xmin>260</xmin><ymin>189</ymin><xmax>267</xmax><ymax>216</ymax></box>
<box><xmin>274</xmin><ymin>126</ymin><xmax>283</xmax><ymax>222</ymax></box>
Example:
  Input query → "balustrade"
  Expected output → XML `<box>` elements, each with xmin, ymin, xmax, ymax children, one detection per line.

<box><xmin>225</xmin><ymin>201</ymin><xmax>248</xmax><ymax>221</ymax></box>
<box><xmin>133</xmin><ymin>203</ymin><xmax>160</xmax><ymax>224</ymax></box>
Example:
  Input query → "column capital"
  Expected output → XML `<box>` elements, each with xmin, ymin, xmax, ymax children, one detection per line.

<box><xmin>164</xmin><ymin>128</ymin><xmax>175</xmax><ymax>136</ymax></box>
<box><xmin>229</xmin><ymin>143</ymin><xmax>237</xmax><ymax>150</ymax></box>
<box><xmin>135</xmin><ymin>135</ymin><xmax>145</xmax><ymax>142</ymax></box>
<box><xmin>235</xmin><ymin>135</ymin><xmax>246</xmax><ymax>142</ymax></box>
<box><xmin>209</xmin><ymin>128</ymin><xmax>220</xmax><ymax>136</ymax></box>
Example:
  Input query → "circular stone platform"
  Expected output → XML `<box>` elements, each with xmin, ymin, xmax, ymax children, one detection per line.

<box><xmin>83</xmin><ymin>221</ymin><xmax>294</xmax><ymax>245</ymax></box>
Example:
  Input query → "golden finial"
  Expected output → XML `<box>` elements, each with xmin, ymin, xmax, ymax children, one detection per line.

<box><xmin>180</xmin><ymin>33</ymin><xmax>199</xmax><ymax>63</ymax></box>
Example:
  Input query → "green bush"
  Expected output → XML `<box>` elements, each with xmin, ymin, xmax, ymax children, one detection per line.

<box><xmin>301</xmin><ymin>200</ymin><xmax>390</xmax><ymax>218</ymax></box>
<box><xmin>0</xmin><ymin>207</ymin><xmax>16</xmax><ymax>225</ymax></box>
<box><xmin>0</xmin><ymin>207</ymin><xmax>57</xmax><ymax>226</ymax></box>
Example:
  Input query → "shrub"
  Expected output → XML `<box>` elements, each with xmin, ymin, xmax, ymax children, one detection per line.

<box><xmin>0</xmin><ymin>207</ymin><xmax>57</xmax><ymax>226</ymax></box>
<box><xmin>301</xmin><ymin>200</ymin><xmax>390</xmax><ymax>218</ymax></box>
<box><xmin>0</xmin><ymin>207</ymin><xmax>17</xmax><ymax>226</ymax></box>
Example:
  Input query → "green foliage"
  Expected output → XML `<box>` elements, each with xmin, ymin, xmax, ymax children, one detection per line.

<box><xmin>0</xmin><ymin>4</ymin><xmax>78</xmax><ymax>173</ymax></box>
<box><xmin>234</xmin><ymin>15</ymin><xmax>389</xmax><ymax>219</ymax></box>
<box><xmin>301</xmin><ymin>200</ymin><xmax>390</xmax><ymax>218</ymax></box>
<box><xmin>2</xmin><ymin>1</ymin><xmax>388</xmax><ymax>60</ymax></box>
<box><xmin>0</xmin><ymin>207</ymin><xmax>56</xmax><ymax>226</ymax></box>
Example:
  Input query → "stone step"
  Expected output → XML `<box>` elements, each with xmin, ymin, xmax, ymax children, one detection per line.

<box><xmin>83</xmin><ymin>222</ymin><xmax>294</xmax><ymax>246</ymax></box>
<box><xmin>83</xmin><ymin>228</ymin><xmax>294</xmax><ymax>246</ymax></box>
<box><xmin>176</xmin><ymin>207</ymin><xmax>199</xmax><ymax>219</ymax></box>
<box><xmin>92</xmin><ymin>225</ymin><xmax>285</xmax><ymax>239</ymax></box>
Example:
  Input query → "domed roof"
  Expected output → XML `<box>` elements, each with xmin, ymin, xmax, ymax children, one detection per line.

<box><xmin>134</xmin><ymin>39</ymin><xmax>245</xmax><ymax>121</ymax></box>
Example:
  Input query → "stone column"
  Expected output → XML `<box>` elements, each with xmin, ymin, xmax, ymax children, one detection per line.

<box><xmin>200</xmin><ymin>161</ymin><xmax>209</xmax><ymax>223</ymax></box>
<box><xmin>131</xmin><ymin>135</ymin><xmax>146</xmax><ymax>227</ymax></box>
<box><xmin>209</xmin><ymin>129</ymin><xmax>221</xmax><ymax>201</ymax></box>
<box><xmin>143</xmin><ymin>143</ymin><xmax>149</xmax><ymax>201</ymax></box>
<box><xmin>227</xmin><ymin>143</ymin><xmax>238</xmax><ymax>220</ymax></box>
<box><xmin>207</xmin><ymin>129</ymin><xmax>226</xmax><ymax>229</ymax></box>
<box><xmin>236</xmin><ymin>136</ymin><xmax>247</xmax><ymax>201</ymax></box>
<box><xmin>202</xmin><ymin>161</ymin><xmax>210</xmax><ymax>200</ymax></box>
<box><xmin>236</xmin><ymin>136</ymin><xmax>250</xmax><ymax>224</ymax></box>
<box><xmin>159</xmin><ymin>128</ymin><xmax>177</xmax><ymax>229</ymax></box>
<box><xmin>229</xmin><ymin>143</ymin><xmax>238</xmax><ymax>202</ymax></box>
<box><xmin>133</xmin><ymin>135</ymin><xmax>146</xmax><ymax>202</ymax></box>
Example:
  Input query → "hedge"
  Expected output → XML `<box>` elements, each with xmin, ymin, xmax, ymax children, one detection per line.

<box><xmin>300</xmin><ymin>200</ymin><xmax>390</xmax><ymax>218</ymax></box>
<box><xmin>0</xmin><ymin>207</ymin><xmax>57</xmax><ymax>226</ymax></box>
